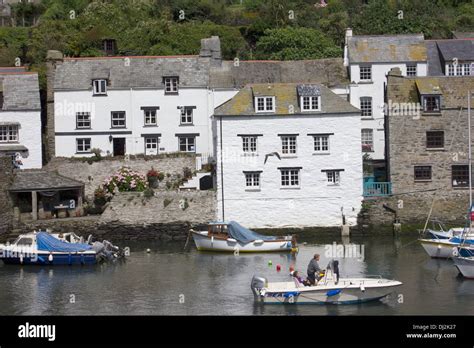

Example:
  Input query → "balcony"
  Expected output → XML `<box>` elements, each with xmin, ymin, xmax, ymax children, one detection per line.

<box><xmin>363</xmin><ymin>182</ymin><xmax>392</xmax><ymax>197</ymax></box>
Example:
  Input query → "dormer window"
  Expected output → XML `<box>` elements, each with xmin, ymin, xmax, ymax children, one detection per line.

<box><xmin>301</xmin><ymin>96</ymin><xmax>320</xmax><ymax>111</ymax></box>
<box><xmin>255</xmin><ymin>96</ymin><xmax>275</xmax><ymax>113</ymax></box>
<box><xmin>422</xmin><ymin>96</ymin><xmax>440</xmax><ymax>112</ymax></box>
<box><xmin>164</xmin><ymin>77</ymin><xmax>179</xmax><ymax>94</ymax></box>
<box><xmin>93</xmin><ymin>79</ymin><xmax>107</xmax><ymax>95</ymax></box>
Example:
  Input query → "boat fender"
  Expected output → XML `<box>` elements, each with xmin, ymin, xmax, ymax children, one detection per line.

<box><xmin>227</xmin><ymin>238</ymin><xmax>237</xmax><ymax>243</ymax></box>
<box><xmin>326</xmin><ymin>289</ymin><xmax>341</xmax><ymax>297</ymax></box>
<box><xmin>254</xmin><ymin>239</ymin><xmax>264</xmax><ymax>244</ymax></box>
<box><xmin>19</xmin><ymin>254</ymin><xmax>23</xmax><ymax>264</ymax></box>
<box><xmin>48</xmin><ymin>253</ymin><xmax>53</xmax><ymax>262</ymax></box>
<box><xmin>276</xmin><ymin>264</ymin><xmax>281</xmax><ymax>272</ymax></box>
<box><xmin>437</xmin><ymin>244</ymin><xmax>442</xmax><ymax>250</ymax></box>
<box><xmin>360</xmin><ymin>285</ymin><xmax>365</xmax><ymax>292</ymax></box>
<box><xmin>211</xmin><ymin>236</ymin><xmax>214</xmax><ymax>246</ymax></box>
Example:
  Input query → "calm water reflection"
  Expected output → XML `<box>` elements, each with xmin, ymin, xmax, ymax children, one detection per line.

<box><xmin>1</xmin><ymin>232</ymin><xmax>473</xmax><ymax>315</ymax></box>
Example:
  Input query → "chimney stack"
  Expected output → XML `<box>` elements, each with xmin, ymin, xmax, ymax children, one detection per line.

<box><xmin>200</xmin><ymin>36</ymin><xmax>222</xmax><ymax>67</ymax></box>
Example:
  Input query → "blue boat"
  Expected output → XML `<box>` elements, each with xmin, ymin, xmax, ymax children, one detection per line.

<box><xmin>0</xmin><ymin>231</ymin><xmax>105</xmax><ymax>265</ymax></box>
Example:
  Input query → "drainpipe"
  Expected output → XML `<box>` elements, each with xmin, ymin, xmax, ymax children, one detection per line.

<box><xmin>219</xmin><ymin>116</ymin><xmax>225</xmax><ymax>221</ymax></box>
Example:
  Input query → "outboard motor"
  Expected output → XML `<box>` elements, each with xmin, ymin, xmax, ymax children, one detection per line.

<box><xmin>327</xmin><ymin>259</ymin><xmax>340</xmax><ymax>284</ymax></box>
<box><xmin>251</xmin><ymin>275</ymin><xmax>267</xmax><ymax>301</ymax></box>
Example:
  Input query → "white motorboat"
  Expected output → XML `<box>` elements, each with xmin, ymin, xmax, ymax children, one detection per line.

<box><xmin>190</xmin><ymin>221</ymin><xmax>296</xmax><ymax>253</ymax></box>
<box><xmin>251</xmin><ymin>261</ymin><xmax>402</xmax><ymax>305</ymax></box>
<box><xmin>419</xmin><ymin>234</ymin><xmax>474</xmax><ymax>259</ymax></box>
<box><xmin>453</xmin><ymin>256</ymin><xmax>474</xmax><ymax>279</ymax></box>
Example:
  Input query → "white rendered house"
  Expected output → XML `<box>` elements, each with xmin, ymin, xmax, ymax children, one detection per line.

<box><xmin>214</xmin><ymin>83</ymin><xmax>362</xmax><ymax>228</ymax></box>
<box><xmin>344</xmin><ymin>29</ymin><xmax>428</xmax><ymax>171</ymax></box>
<box><xmin>0</xmin><ymin>68</ymin><xmax>42</xmax><ymax>169</ymax></box>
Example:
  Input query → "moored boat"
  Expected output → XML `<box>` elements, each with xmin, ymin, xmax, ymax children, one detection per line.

<box><xmin>453</xmin><ymin>256</ymin><xmax>474</xmax><ymax>279</ymax></box>
<box><xmin>250</xmin><ymin>261</ymin><xmax>402</xmax><ymax>305</ymax></box>
<box><xmin>419</xmin><ymin>235</ymin><xmax>474</xmax><ymax>259</ymax></box>
<box><xmin>0</xmin><ymin>231</ymin><xmax>125</xmax><ymax>265</ymax></box>
<box><xmin>190</xmin><ymin>221</ymin><xmax>296</xmax><ymax>253</ymax></box>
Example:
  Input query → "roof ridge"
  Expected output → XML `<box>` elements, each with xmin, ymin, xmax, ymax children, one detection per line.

<box><xmin>64</xmin><ymin>55</ymin><xmax>199</xmax><ymax>61</ymax></box>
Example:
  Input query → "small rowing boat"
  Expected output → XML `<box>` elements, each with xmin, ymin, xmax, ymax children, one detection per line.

<box><xmin>190</xmin><ymin>221</ymin><xmax>296</xmax><ymax>253</ymax></box>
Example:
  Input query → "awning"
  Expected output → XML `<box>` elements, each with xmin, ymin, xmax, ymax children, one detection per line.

<box><xmin>0</xmin><ymin>144</ymin><xmax>28</xmax><ymax>152</ymax></box>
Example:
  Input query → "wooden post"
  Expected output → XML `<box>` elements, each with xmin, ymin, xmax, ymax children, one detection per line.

<box><xmin>32</xmin><ymin>191</ymin><xmax>38</xmax><ymax>220</ymax></box>
<box><xmin>78</xmin><ymin>189</ymin><xmax>83</xmax><ymax>216</ymax></box>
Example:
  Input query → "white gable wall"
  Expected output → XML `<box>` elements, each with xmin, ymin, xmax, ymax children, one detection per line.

<box><xmin>0</xmin><ymin>110</ymin><xmax>42</xmax><ymax>169</ymax></box>
<box><xmin>216</xmin><ymin>113</ymin><xmax>362</xmax><ymax>228</ymax></box>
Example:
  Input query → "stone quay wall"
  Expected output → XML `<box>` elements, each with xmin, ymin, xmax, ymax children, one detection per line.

<box><xmin>0</xmin><ymin>157</ymin><xmax>14</xmax><ymax>236</ymax></box>
<box><xmin>9</xmin><ymin>190</ymin><xmax>216</xmax><ymax>242</ymax></box>
<box><xmin>44</xmin><ymin>155</ymin><xmax>196</xmax><ymax>200</ymax></box>
<box><xmin>355</xmin><ymin>191</ymin><xmax>468</xmax><ymax>234</ymax></box>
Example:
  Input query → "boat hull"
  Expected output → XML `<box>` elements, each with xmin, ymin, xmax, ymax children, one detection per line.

<box><xmin>1</xmin><ymin>252</ymin><xmax>97</xmax><ymax>265</ymax></box>
<box><xmin>251</xmin><ymin>277</ymin><xmax>402</xmax><ymax>305</ymax></box>
<box><xmin>192</xmin><ymin>231</ymin><xmax>292</xmax><ymax>252</ymax></box>
<box><xmin>454</xmin><ymin>257</ymin><xmax>474</xmax><ymax>279</ymax></box>
<box><xmin>419</xmin><ymin>239</ymin><xmax>457</xmax><ymax>259</ymax></box>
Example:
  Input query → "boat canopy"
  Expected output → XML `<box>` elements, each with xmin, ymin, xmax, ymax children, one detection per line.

<box><xmin>36</xmin><ymin>232</ymin><xmax>92</xmax><ymax>252</ymax></box>
<box><xmin>227</xmin><ymin>221</ymin><xmax>279</xmax><ymax>243</ymax></box>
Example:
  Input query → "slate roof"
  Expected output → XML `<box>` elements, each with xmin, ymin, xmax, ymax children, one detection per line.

<box><xmin>434</xmin><ymin>39</ymin><xmax>474</xmax><ymax>61</ymax></box>
<box><xmin>214</xmin><ymin>83</ymin><xmax>360</xmax><ymax>117</ymax></box>
<box><xmin>9</xmin><ymin>171</ymin><xmax>84</xmax><ymax>192</ymax></box>
<box><xmin>452</xmin><ymin>32</ymin><xmax>474</xmax><ymax>39</ymax></box>
<box><xmin>347</xmin><ymin>34</ymin><xmax>427</xmax><ymax>63</ymax></box>
<box><xmin>0</xmin><ymin>71</ymin><xmax>41</xmax><ymax>111</ymax></box>
<box><xmin>54</xmin><ymin>56</ymin><xmax>211</xmax><ymax>90</ymax></box>
<box><xmin>387</xmin><ymin>74</ymin><xmax>474</xmax><ymax>108</ymax></box>
<box><xmin>210</xmin><ymin>58</ymin><xmax>348</xmax><ymax>89</ymax></box>
<box><xmin>425</xmin><ymin>41</ymin><xmax>444</xmax><ymax>76</ymax></box>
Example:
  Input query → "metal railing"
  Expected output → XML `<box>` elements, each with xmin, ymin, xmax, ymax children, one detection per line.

<box><xmin>363</xmin><ymin>182</ymin><xmax>392</xmax><ymax>197</ymax></box>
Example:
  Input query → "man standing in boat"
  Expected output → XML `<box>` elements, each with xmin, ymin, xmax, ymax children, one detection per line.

<box><xmin>307</xmin><ymin>254</ymin><xmax>324</xmax><ymax>285</ymax></box>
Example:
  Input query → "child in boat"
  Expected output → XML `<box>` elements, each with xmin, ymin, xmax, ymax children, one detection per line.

<box><xmin>292</xmin><ymin>271</ymin><xmax>310</xmax><ymax>286</ymax></box>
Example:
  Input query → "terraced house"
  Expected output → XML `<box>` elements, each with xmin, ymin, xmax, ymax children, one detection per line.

<box><xmin>214</xmin><ymin>83</ymin><xmax>362</xmax><ymax>228</ymax></box>
<box><xmin>0</xmin><ymin>67</ymin><xmax>42</xmax><ymax>169</ymax></box>
<box><xmin>46</xmin><ymin>37</ymin><xmax>228</xmax><ymax>162</ymax></box>
<box><xmin>344</xmin><ymin>29</ymin><xmax>428</xmax><ymax>180</ymax></box>
<box><xmin>386</xmin><ymin>68</ymin><xmax>474</xmax><ymax>212</ymax></box>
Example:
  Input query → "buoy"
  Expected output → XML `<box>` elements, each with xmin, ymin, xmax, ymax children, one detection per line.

<box><xmin>146</xmin><ymin>249</ymin><xmax>151</xmax><ymax>253</ymax></box>
<box><xmin>268</xmin><ymin>260</ymin><xmax>272</xmax><ymax>266</ymax></box>
<box><xmin>48</xmin><ymin>254</ymin><xmax>53</xmax><ymax>262</ymax></box>
<box><xmin>276</xmin><ymin>264</ymin><xmax>281</xmax><ymax>272</ymax></box>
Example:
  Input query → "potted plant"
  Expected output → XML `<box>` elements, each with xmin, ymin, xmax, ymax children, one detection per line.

<box><xmin>147</xmin><ymin>168</ymin><xmax>160</xmax><ymax>188</ymax></box>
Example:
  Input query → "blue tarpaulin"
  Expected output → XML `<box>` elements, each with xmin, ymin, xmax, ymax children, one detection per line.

<box><xmin>227</xmin><ymin>221</ymin><xmax>279</xmax><ymax>243</ymax></box>
<box><xmin>36</xmin><ymin>232</ymin><xmax>92</xmax><ymax>252</ymax></box>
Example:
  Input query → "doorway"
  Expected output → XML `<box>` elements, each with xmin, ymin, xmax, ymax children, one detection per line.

<box><xmin>113</xmin><ymin>138</ymin><xmax>126</xmax><ymax>156</ymax></box>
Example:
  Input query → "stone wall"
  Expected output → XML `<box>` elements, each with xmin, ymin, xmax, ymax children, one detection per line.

<box><xmin>44</xmin><ymin>155</ymin><xmax>196</xmax><ymax>200</ymax></box>
<box><xmin>101</xmin><ymin>190</ymin><xmax>216</xmax><ymax>225</ymax></box>
<box><xmin>355</xmin><ymin>192</ymin><xmax>468</xmax><ymax>234</ymax></box>
<box><xmin>0</xmin><ymin>156</ymin><xmax>14</xmax><ymax>237</ymax></box>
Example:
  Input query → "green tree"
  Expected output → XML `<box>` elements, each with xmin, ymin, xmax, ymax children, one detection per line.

<box><xmin>255</xmin><ymin>26</ymin><xmax>342</xmax><ymax>60</ymax></box>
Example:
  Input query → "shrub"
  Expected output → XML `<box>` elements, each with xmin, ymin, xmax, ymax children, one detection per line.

<box><xmin>147</xmin><ymin>168</ymin><xmax>159</xmax><ymax>178</ymax></box>
<box><xmin>103</xmin><ymin>167</ymin><xmax>148</xmax><ymax>195</ymax></box>
<box><xmin>93</xmin><ymin>187</ymin><xmax>107</xmax><ymax>207</ymax></box>
<box><xmin>183</xmin><ymin>167</ymin><xmax>193</xmax><ymax>180</ymax></box>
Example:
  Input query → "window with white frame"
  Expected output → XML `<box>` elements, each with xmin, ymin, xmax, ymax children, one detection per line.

<box><xmin>359</xmin><ymin>66</ymin><xmax>372</xmax><ymax>81</ymax></box>
<box><xmin>313</xmin><ymin>135</ymin><xmax>329</xmax><ymax>153</ymax></box>
<box><xmin>301</xmin><ymin>96</ymin><xmax>320</xmax><ymax>111</ymax></box>
<box><xmin>448</xmin><ymin>64</ymin><xmax>455</xmax><ymax>76</ymax></box>
<box><xmin>255</xmin><ymin>96</ymin><xmax>275</xmax><ymax>112</ymax></box>
<box><xmin>179</xmin><ymin>136</ymin><xmax>195</xmax><ymax>152</ymax></box>
<box><xmin>76</xmin><ymin>138</ymin><xmax>91</xmax><ymax>153</ymax></box>
<box><xmin>360</xmin><ymin>97</ymin><xmax>372</xmax><ymax>117</ymax></box>
<box><xmin>280</xmin><ymin>168</ymin><xmax>300</xmax><ymax>188</ymax></box>
<box><xmin>164</xmin><ymin>77</ymin><xmax>179</xmax><ymax>94</ymax></box>
<box><xmin>245</xmin><ymin>172</ymin><xmax>260</xmax><ymax>189</ymax></box>
<box><xmin>0</xmin><ymin>125</ymin><xmax>18</xmax><ymax>143</ymax></box>
<box><xmin>281</xmin><ymin>135</ymin><xmax>297</xmax><ymax>155</ymax></box>
<box><xmin>406</xmin><ymin>64</ymin><xmax>417</xmax><ymax>77</ymax></box>
<box><xmin>242</xmin><ymin>136</ymin><xmax>257</xmax><ymax>153</ymax></box>
<box><xmin>180</xmin><ymin>107</ymin><xmax>193</xmax><ymax>125</ymax></box>
<box><xmin>144</xmin><ymin>109</ymin><xmax>157</xmax><ymax>126</ymax></box>
<box><xmin>93</xmin><ymin>79</ymin><xmax>107</xmax><ymax>95</ymax></box>
<box><xmin>447</xmin><ymin>63</ymin><xmax>472</xmax><ymax>76</ymax></box>
<box><xmin>76</xmin><ymin>112</ymin><xmax>91</xmax><ymax>129</ymax></box>
<box><xmin>422</xmin><ymin>96</ymin><xmax>440</xmax><ymax>112</ymax></box>
<box><xmin>361</xmin><ymin>129</ymin><xmax>374</xmax><ymax>152</ymax></box>
<box><xmin>326</xmin><ymin>170</ymin><xmax>340</xmax><ymax>185</ymax></box>
<box><xmin>111</xmin><ymin>111</ymin><xmax>126</xmax><ymax>128</ymax></box>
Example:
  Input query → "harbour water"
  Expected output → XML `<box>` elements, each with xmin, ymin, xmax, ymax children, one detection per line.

<box><xmin>1</xmin><ymin>232</ymin><xmax>473</xmax><ymax>315</ymax></box>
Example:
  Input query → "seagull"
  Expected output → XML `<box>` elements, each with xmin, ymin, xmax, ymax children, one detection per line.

<box><xmin>264</xmin><ymin>152</ymin><xmax>281</xmax><ymax>164</ymax></box>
